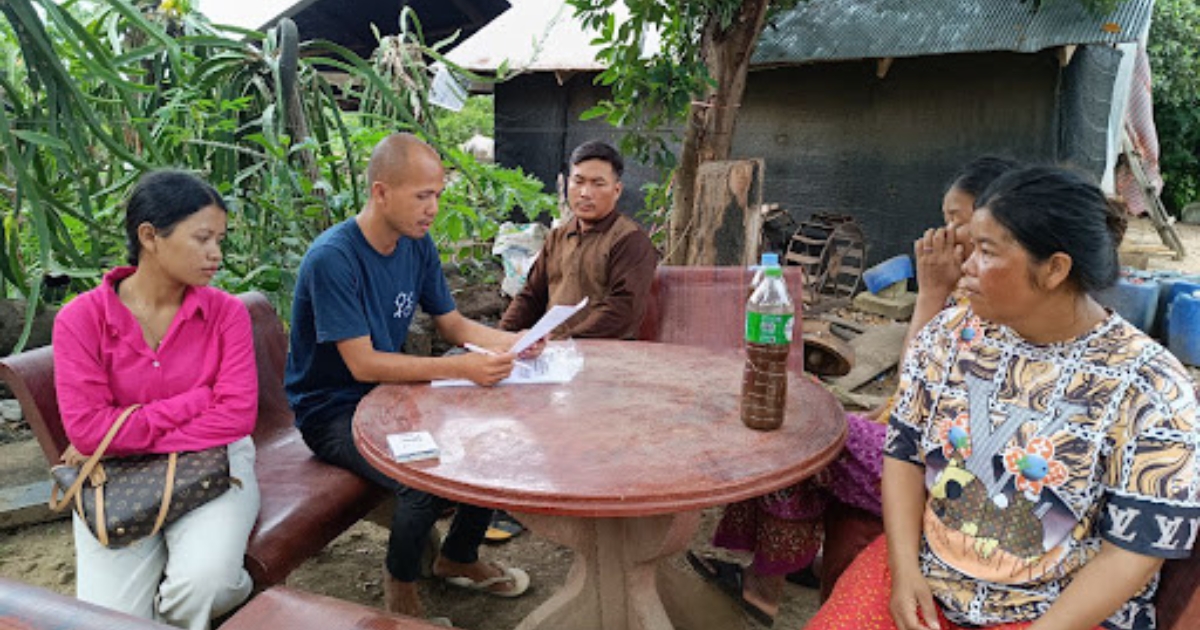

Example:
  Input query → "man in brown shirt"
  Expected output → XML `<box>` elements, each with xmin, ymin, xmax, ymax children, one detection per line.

<box><xmin>500</xmin><ymin>141</ymin><xmax>657</xmax><ymax>339</ymax></box>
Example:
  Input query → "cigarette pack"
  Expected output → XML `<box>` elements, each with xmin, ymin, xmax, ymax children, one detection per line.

<box><xmin>386</xmin><ymin>431</ymin><xmax>440</xmax><ymax>463</ymax></box>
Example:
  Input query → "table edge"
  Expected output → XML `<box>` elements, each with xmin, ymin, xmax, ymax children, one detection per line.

<box><xmin>354</xmin><ymin>414</ymin><xmax>848</xmax><ymax>518</ymax></box>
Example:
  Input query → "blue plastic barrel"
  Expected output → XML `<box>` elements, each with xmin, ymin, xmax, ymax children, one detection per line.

<box><xmin>1094</xmin><ymin>277</ymin><xmax>1160</xmax><ymax>334</ymax></box>
<box><xmin>864</xmin><ymin>255</ymin><xmax>913</xmax><ymax>294</ymax></box>
<box><xmin>1156</xmin><ymin>276</ymin><xmax>1184</xmax><ymax>337</ymax></box>
<box><xmin>1157</xmin><ymin>279</ymin><xmax>1200</xmax><ymax>340</ymax></box>
<box><xmin>1168</xmin><ymin>292</ymin><xmax>1200</xmax><ymax>367</ymax></box>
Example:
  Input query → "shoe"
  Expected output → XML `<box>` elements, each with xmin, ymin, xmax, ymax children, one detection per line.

<box><xmin>441</xmin><ymin>562</ymin><xmax>531</xmax><ymax>598</ymax></box>
<box><xmin>686</xmin><ymin>551</ymin><xmax>775</xmax><ymax>627</ymax></box>
<box><xmin>484</xmin><ymin>511</ymin><xmax>525</xmax><ymax>544</ymax></box>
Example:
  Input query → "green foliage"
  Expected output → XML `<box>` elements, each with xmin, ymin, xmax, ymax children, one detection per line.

<box><xmin>572</xmin><ymin>0</ymin><xmax>710</xmax><ymax>174</ymax></box>
<box><xmin>438</xmin><ymin>149</ymin><xmax>556</xmax><ymax>261</ymax></box>
<box><xmin>0</xmin><ymin>0</ymin><xmax>551</xmax><ymax>349</ymax></box>
<box><xmin>434</xmin><ymin>96</ymin><xmax>494</xmax><ymax>150</ymax></box>
<box><xmin>1148</xmin><ymin>0</ymin><xmax>1200</xmax><ymax>212</ymax></box>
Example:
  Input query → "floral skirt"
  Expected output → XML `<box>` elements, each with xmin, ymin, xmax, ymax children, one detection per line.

<box><xmin>712</xmin><ymin>412</ymin><xmax>885</xmax><ymax>576</ymax></box>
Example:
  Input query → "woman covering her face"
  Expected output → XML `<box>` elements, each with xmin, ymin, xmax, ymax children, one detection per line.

<box><xmin>911</xmin><ymin>156</ymin><xmax>1022</xmax><ymax>340</ymax></box>
<box><xmin>807</xmin><ymin>166</ymin><xmax>1199</xmax><ymax>630</ymax></box>
<box><xmin>52</xmin><ymin>170</ymin><xmax>259</xmax><ymax>630</ymax></box>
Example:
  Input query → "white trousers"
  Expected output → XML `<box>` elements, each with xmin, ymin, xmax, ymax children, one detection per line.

<box><xmin>74</xmin><ymin>436</ymin><xmax>260</xmax><ymax>630</ymax></box>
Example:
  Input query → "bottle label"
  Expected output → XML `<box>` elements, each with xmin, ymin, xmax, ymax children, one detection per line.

<box><xmin>745</xmin><ymin>312</ymin><xmax>794</xmax><ymax>344</ymax></box>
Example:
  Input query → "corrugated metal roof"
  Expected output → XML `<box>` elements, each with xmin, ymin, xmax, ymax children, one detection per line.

<box><xmin>450</xmin><ymin>0</ymin><xmax>1153</xmax><ymax>73</ymax></box>
<box><xmin>754</xmin><ymin>0</ymin><xmax>1154</xmax><ymax>65</ymax></box>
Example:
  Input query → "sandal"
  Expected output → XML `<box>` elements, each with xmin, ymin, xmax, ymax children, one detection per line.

<box><xmin>441</xmin><ymin>562</ymin><xmax>531</xmax><ymax>598</ymax></box>
<box><xmin>685</xmin><ymin>551</ymin><xmax>775</xmax><ymax>627</ymax></box>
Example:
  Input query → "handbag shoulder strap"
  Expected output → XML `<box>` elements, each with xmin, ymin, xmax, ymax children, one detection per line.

<box><xmin>50</xmin><ymin>404</ymin><xmax>141</xmax><ymax>511</ymax></box>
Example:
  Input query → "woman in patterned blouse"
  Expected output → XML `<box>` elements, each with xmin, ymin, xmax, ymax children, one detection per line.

<box><xmin>806</xmin><ymin>166</ymin><xmax>1199</xmax><ymax>630</ymax></box>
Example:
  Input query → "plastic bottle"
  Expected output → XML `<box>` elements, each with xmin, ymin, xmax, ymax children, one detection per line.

<box><xmin>751</xmin><ymin>252</ymin><xmax>781</xmax><ymax>288</ymax></box>
<box><xmin>741</xmin><ymin>265</ymin><xmax>794</xmax><ymax>430</ymax></box>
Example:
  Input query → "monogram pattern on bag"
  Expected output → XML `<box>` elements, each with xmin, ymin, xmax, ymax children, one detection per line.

<box><xmin>51</xmin><ymin>446</ymin><xmax>232</xmax><ymax>549</ymax></box>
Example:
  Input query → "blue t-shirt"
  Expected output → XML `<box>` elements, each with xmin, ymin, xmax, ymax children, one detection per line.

<box><xmin>285</xmin><ymin>218</ymin><xmax>456</xmax><ymax>428</ymax></box>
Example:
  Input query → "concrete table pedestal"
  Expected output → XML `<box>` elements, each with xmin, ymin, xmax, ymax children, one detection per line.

<box><xmin>512</xmin><ymin>511</ymin><xmax>740</xmax><ymax>630</ymax></box>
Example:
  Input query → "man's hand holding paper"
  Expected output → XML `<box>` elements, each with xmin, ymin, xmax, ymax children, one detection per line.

<box><xmin>443</xmin><ymin>298</ymin><xmax>590</xmax><ymax>388</ymax></box>
<box><xmin>509</xmin><ymin>297</ymin><xmax>588</xmax><ymax>355</ymax></box>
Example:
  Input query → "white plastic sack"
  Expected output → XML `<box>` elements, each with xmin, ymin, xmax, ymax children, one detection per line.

<box><xmin>428</xmin><ymin>63</ymin><xmax>467</xmax><ymax>112</ymax></box>
<box><xmin>493</xmin><ymin>222</ymin><xmax>549</xmax><ymax>297</ymax></box>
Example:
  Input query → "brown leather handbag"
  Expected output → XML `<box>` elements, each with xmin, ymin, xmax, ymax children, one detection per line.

<box><xmin>49</xmin><ymin>404</ymin><xmax>237</xmax><ymax>549</ymax></box>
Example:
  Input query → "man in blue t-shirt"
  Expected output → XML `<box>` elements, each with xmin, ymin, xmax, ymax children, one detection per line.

<box><xmin>285</xmin><ymin>133</ymin><xmax>532</xmax><ymax>620</ymax></box>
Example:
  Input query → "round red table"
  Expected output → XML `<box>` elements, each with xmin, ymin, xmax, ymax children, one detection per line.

<box><xmin>354</xmin><ymin>340</ymin><xmax>846</xmax><ymax>630</ymax></box>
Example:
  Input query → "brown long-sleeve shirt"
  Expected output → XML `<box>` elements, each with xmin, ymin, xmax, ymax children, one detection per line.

<box><xmin>499</xmin><ymin>210</ymin><xmax>657</xmax><ymax>339</ymax></box>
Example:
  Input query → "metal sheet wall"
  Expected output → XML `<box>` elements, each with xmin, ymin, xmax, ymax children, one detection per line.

<box><xmin>496</xmin><ymin>51</ymin><xmax>1074</xmax><ymax>264</ymax></box>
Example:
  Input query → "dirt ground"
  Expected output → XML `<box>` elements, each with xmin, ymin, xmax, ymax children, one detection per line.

<box><xmin>1122</xmin><ymin>215</ymin><xmax>1200</xmax><ymax>274</ymax></box>
<box><xmin>2</xmin><ymin>216</ymin><xmax>1197</xmax><ymax>629</ymax></box>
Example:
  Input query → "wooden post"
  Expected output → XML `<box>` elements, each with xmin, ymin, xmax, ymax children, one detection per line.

<box><xmin>685</xmin><ymin>159</ymin><xmax>764</xmax><ymax>266</ymax></box>
<box><xmin>743</xmin><ymin>204</ymin><xmax>766</xmax><ymax>268</ymax></box>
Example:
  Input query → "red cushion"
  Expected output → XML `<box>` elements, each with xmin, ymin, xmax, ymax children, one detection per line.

<box><xmin>223</xmin><ymin>586</ymin><xmax>448</xmax><ymax>630</ymax></box>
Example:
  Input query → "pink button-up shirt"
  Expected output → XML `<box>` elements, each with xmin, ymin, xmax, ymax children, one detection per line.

<box><xmin>53</xmin><ymin>267</ymin><xmax>257</xmax><ymax>456</ymax></box>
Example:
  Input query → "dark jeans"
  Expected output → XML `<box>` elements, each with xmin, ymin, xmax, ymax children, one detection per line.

<box><xmin>300</xmin><ymin>408</ymin><xmax>493</xmax><ymax>582</ymax></box>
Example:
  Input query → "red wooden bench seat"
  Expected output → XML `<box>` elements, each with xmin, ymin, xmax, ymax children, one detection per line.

<box><xmin>0</xmin><ymin>578</ymin><xmax>444</xmax><ymax>630</ymax></box>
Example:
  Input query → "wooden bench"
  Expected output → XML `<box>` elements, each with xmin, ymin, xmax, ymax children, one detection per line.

<box><xmin>0</xmin><ymin>578</ymin><xmax>445</xmax><ymax>630</ymax></box>
<box><xmin>637</xmin><ymin>265</ymin><xmax>1200</xmax><ymax>630</ymax></box>
<box><xmin>0</xmin><ymin>291</ymin><xmax>386</xmax><ymax>588</ymax></box>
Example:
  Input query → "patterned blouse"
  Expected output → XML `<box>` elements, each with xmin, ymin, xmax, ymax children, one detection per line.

<box><xmin>885</xmin><ymin>305</ymin><xmax>1200</xmax><ymax>630</ymax></box>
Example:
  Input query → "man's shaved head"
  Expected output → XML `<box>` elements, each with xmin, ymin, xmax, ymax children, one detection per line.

<box><xmin>366</xmin><ymin>133</ymin><xmax>439</xmax><ymax>186</ymax></box>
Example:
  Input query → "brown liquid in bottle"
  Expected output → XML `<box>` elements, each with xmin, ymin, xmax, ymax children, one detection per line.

<box><xmin>741</xmin><ymin>342</ymin><xmax>789</xmax><ymax>430</ymax></box>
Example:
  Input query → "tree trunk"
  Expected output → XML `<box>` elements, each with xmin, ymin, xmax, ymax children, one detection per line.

<box><xmin>665</xmin><ymin>0</ymin><xmax>771</xmax><ymax>265</ymax></box>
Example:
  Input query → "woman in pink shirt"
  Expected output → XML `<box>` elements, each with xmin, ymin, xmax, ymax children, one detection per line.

<box><xmin>53</xmin><ymin>170</ymin><xmax>259</xmax><ymax>630</ymax></box>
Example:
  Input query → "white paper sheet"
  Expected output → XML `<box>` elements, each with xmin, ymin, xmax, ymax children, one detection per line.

<box><xmin>431</xmin><ymin>342</ymin><xmax>585</xmax><ymax>388</ymax></box>
<box><xmin>508</xmin><ymin>296</ymin><xmax>588</xmax><ymax>355</ymax></box>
